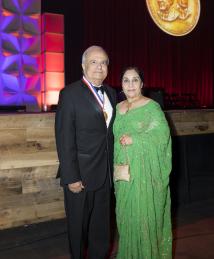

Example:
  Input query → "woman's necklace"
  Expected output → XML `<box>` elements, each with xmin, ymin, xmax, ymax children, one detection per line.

<box><xmin>126</xmin><ymin>95</ymin><xmax>143</xmax><ymax>113</ymax></box>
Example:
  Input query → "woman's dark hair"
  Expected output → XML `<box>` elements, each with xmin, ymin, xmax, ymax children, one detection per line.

<box><xmin>121</xmin><ymin>66</ymin><xmax>144</xmax><ymax>83</ymax></box>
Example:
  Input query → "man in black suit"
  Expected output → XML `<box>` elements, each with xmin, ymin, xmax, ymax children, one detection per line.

<box><xmin>55</xmin><ymin>46</ymin><xmax>116</xmax><ymax>259</ymax></box>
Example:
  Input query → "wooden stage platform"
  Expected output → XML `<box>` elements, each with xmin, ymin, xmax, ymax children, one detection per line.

<box><xmin>0</xmin><ymin>109</ymin><xmax>214</xmax><ymax>229</ymax></box>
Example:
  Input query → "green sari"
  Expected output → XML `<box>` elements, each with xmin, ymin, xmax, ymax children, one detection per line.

<box><xmin>113</xmin><ymin>100</ymin><xmax>172</xmax><ymax>259</ymax></box>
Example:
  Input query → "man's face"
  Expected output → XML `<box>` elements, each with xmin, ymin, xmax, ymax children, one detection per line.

<box><xmin>82</xmin><ymin>48</ymin><xmax>108</xmax><ymax>86</ymax></box>
<box><xmin>157</xmin><ymin>0</ymin><xmax>173</xmax><ymax>11</ymax></box>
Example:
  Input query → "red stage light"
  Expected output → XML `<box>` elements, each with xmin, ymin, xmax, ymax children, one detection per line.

<box><xmin>41</xmin><ymin>13</ymin><xmax>65</xmax><ymax>108</ymax></box>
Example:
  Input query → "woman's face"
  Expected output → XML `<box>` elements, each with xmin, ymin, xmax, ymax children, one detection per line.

<box><xmin>122</xmin><ymin>69</ymin><xmax>143</xmax><ymax>99</ymax></box>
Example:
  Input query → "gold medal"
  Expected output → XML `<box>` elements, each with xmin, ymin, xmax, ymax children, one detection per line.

<box><xmin>146</xmin><ymin>0</ymin><xmax>201</xmax><ymax>36</ymax></box>
<box><xmin>103</xmin><ymin>111</ymin><xmax>108</xmax><ymax>121</ymax></box>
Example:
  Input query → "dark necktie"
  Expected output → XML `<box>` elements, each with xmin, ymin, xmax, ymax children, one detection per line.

<box><xmin>94</xmin><ymin>85</ymin><xmax>104</xmax><ymax>94</ymax></box>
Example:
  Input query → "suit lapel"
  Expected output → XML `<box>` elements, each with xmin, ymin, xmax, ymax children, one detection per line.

<box><xmin>103</xmin><ymin>85</ymin><xmax>116</xmax><ymax>128</ymax></box>
<box><xmin>103</xmin><ymin>85</ymin><xmax>114</xmax><ymax>107</ymax></box>
<box><xmin>81</xmin><ymin>81</ymin><xmax>106</xmax><ymax>125</ymax></box>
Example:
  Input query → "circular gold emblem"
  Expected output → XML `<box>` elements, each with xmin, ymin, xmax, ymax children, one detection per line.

<box><xmin>146</xmin><ymin>0</ymin><xmax>201</xmax><ymax>36</ymax></box>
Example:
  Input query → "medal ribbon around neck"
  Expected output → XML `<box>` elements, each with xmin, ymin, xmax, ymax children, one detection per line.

<box><xmin>82</xmin><ymin>76</ymin><xmax>104</xmax><ymax>109</ymax></box>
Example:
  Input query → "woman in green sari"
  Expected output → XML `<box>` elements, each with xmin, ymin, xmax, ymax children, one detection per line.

<box><xmin>113</xmin><ymin>67</ymin><xmax>172</xmax><ymax>259</ymax></box>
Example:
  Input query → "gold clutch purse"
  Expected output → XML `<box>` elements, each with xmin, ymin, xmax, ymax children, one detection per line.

<box><xmin>114</xmin><ymin>146</ymin><xmax>130</xmax><ymax>182</ymax></box>
<box><xmin>114</xmin><ymin>164</ymin><xmax>130</xmax><ymax>182</ymax></box>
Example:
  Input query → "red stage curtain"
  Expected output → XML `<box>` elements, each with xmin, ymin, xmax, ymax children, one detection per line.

<box><xmin>83</xmin><ymin>0</ymin><xmax>213</xmax><ymax>107</ymax></box>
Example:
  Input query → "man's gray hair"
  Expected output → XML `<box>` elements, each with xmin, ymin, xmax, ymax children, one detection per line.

<box><xmin>82</xmin><ymin>45</ymin><xmax>109</xmax><ymax>65</ymax></box>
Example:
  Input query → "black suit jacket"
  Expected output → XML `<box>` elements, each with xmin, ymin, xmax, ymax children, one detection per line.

<box><xmin>55</xmin><ymin>80</ymin><xmax>116</xmax><ymax>191</ymax></box>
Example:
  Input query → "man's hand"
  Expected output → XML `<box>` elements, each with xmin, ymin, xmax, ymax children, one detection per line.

<box><xmin>68</xmin><ymin>181</ymin><xmax>84</xmax><ymax>193</ymax></box>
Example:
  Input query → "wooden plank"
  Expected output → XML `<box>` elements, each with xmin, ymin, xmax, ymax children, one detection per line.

<box><xmin>0</xmin><ymin>113</ymin><xmax>55</xmax><ymax>129</ymax></box>
<box><xmin>35</xmin><ymin>201</ymin><xmax>65</xmax><ymax>219</ymax></box>
<box><xmin>0</xmin><ymin>189</ymin><xmax>63</xmax><ymax>207</ymax></box>
<box><xmin>0</xmin><ymin>168</ymin><xmax>24</xmax><ymax>197</ymax></box>
<box><xmin>0</xmin><ymin>165</ymin><xmax>59</xmax><ymax>196</ymax></box>
<box><xmin>0</xmin><ymin>151</ymin><xmax>59</xmax><ymax>170</ymax></box>
<box><xmin>0</xmin><ymin>129</ymin><xmax>26</xmax><ymax>146</ymax></box>
<box><xmin>0</xmin><ymin>202</ymin><xmax>65</xmax><ymax>229</ymax></box>
<box><xmin>0</xmin><ymin>166</ymin><xmax>58</xmax><ymax>179</ymax></box>
<box><xmin>166</xmin><ymin>110</ymin><xmax>214</xmax><ymax>135</ymax></box>
<box><xmin>0</xmin><ymin>181</ymin><xmax>22</xmax><ymax>196</ymax></box>
<box><xmin>0</xmin><ymin>190</ymin><xmax>64</xmax><ymax>229</ymax></box>
<box><xmin>22</xmin><ymin>178</ymin><xmax>61</xmax><ymax>194</ymax></box>
<box><xmin>25</xmin><ymin>113</ymin><xmax>55</xmax><ymax>128</ymax></box>
<box><xmin>21</xmin><ymin>165</ymin><xmax>59</xmax><ymax>179</ymax></box>
<box><xmin>26</xmin><ymin>127</ymin><xmax>55</xmax><ymax>141</ymax></box>
<box><xmin>170</xmin><ymin>121</ymin><xmax>214</xmax><ymax>136</ymax></box>
<box><xmin>0</xmin><ymin>143</ymin><xmax>41</xmax><ymax>155</ymax></box>
<box><xmin>166</xmin><ymin>109</ymin><xmax>214</xmax><ymax>122</ymax></box>
<box><xmin>26</xmin><ymin>127</ymin><xmax>56</xmax><ymax>149</ymax></box>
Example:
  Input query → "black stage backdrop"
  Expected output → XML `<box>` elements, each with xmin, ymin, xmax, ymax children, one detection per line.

<box><xmin>42</xmin><ymin>0</ymin><xmax>214</xmax><ymax>108</ymax></box>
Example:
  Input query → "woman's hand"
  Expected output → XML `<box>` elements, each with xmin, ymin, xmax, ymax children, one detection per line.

<box><xmin>120</xmin><ymin>134</ymin><xmax>133</xmax><ymax>146</ymax></box>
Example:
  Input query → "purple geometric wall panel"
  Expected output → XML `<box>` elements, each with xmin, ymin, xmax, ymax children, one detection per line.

<box><xmin>0</xmin><ymin>0</ymin><xmax>41</xmax><ymax>109</ymax></box>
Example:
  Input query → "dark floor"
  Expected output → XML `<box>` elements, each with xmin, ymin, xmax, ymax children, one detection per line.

<box><xmin>0</xmin><ymin>199</ymin><xmax>214</xmax><ymax>259</ymax></box>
